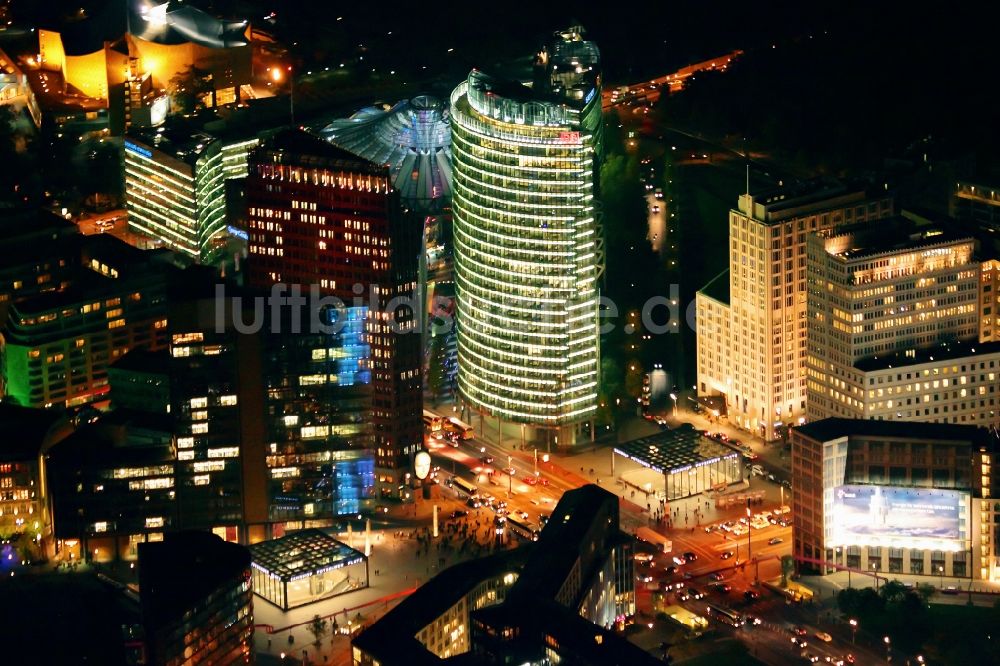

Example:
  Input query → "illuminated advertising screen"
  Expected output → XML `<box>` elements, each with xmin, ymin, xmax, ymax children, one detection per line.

<box><xmin>830</xmin><ymin>485</ymin><xmax>968</xmax><ymax>551</ymax></box>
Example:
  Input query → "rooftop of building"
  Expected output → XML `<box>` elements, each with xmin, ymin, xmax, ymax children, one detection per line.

<box><xmin>0</xmin><ymin>207</ymin><xmax>78</xmax><ymax>243</ymax></box>
<box><xmin>739</xmin><ymin>178</ymin><xmax>885</xmax><ymax>224</ymax></box>
<box><xmin>320</xmin><ymin>95</ymin><xmax>451</xmax><ymax>210</ymax></box>
<box><xmin>5</xmin><ymin>265</ymin><xmax>158</xmax><ymax>317</ymax></box>
<box><xmin>854</xmin><ymin>339</ymin><xmax>1000</xmax><ymax>373</ymax></box>
<box><xmin>794</xmin><ymin>417</ymin><xmax>992</xmax><ymax>445</ymax></box>
<box><xmin>822</xmin><ymin>219</ymin><xmax>975</xmax><ymax>262</ymax></box>
<box><xmin>40</xmin><ymin>0</ymin><xmax>249</xmax><ymax>55</ymax></box>
<box><xmin>248</xmin><ymin>528</ymin><xmax>367</xmax><ymax>583</ymax></box>
<box><xmin>46</xmin><ymin>414</ymin><xmax>174</xmax><ymax>466</ymax></box>
<box><xmin>109</xmin><ymin>348</ymin><xmax>171</xmax><ymax>376</ymax></box>
<box><xmin>126</xmin><ymin>125</ymin><xmax>220</xmax><ymax>167</ymax></box>
<box><xmin>0</xmin><ymin>403</ymin><xmax>72</xmax><ymax>461</ymax></box>
<box><xmin>698</xmin><ymin>268</ymin><xmax>730</xmax><ymax>305</ymax></box>
<box><xmin>506</xmin><ymin>484</ymin><xmax>618</xmax><ymax>604</ymax></box>
<box><xmin>614</xmin><ymin>427</ymin><xmax>740</xmax><ymax>475</ymax></box>
<box><xmin>351</xmin><ymin>547</ymin><xmax>530</xmax><ymax>664</ymax></box>
<box><xmin>253</xmin><ymin>128</ymin><xmax>389</xmax><ymax>177</ymax></box>
<box><xmin>473</xmin><ymin>598</ymin><xmax>661</xmax><ymax>666</ymax></box>
<box><xmin>138</xmin><ymin>531</ymin><xmax>251</xmax><ymax>627</ymax></box>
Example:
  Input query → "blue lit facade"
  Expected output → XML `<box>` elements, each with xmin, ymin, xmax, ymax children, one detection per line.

<box><xmin>263</xmin><ymin>305</ymin><xmax>376</xmax><ymax>528</ymax></box>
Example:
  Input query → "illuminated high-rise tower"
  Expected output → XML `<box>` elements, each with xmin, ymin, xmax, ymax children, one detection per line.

<box><xmin>450</xmin><ymin>27</ymin><xmax>603</xmax><ymax>445</ymax></box>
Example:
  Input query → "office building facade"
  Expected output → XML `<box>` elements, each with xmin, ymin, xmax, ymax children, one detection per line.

<box><xmin>696</xmin><ymin>180</ymin><xmax>894</xmax><ymax>440</ymax></box>
<box><xmin>125</xmin><ymin>130</ymin><xmax>258</xmax><ymax>265</ymax></box>
<box><xmin>1</xmin><ymin>266</ymin><xmax>169</xmax><ymax>409</ymax></box>
<box><xmin>245</xmin><ymin>129</ymin><xmax>421</xmax><ymax>500</ymax></box>
<box><xmin>450</xmin><ymin>27</ymin><xmax>604</xmax><ymax>445</ymax></box>
<box><xmin>791</xmin><ymin>419</ymin><xmax>1000</xmax><ymax>582</ymax></box>
<box><xmin>805</xmin><ymin>220</ymin><xmax>1000</xmax><ymax>429</ymax></box>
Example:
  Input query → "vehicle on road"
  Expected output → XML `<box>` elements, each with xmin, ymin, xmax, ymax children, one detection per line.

<box><xmin>634</xmin><ymin>552</ymin><xmax>654</xmax><ymax>562</ymax></box>
<box><xmin>743</xmin><ymin>590</ymin><xmax>760</xmax><ymax>602</ymax></box>
<box><xmin>481</xmin><ymin>455</ymin><xmax>494</xmax><ymax>465</ymax></box>
<box><xmin>651</xmin><ymin>205</ymin><xmax>660</xmax><ymax>214</ymax></box>
<box><xmin>444</xmin><ymin>416</ymin><xmax>475</xmax><ymax>440</ymax></box>
<box><xmin>687</xmin><ymin>587</ymin><xmax>704</xmax><ymax>599</ymax></box>
<box><xmin>705</xmin><ymin>604</ymin><xmax>744</xmax><ymax>627</ymax></box>
<box><xmin>664</xmin><ymin>566</ymin><xmax>677</xmax><ymax>575</ymax></box>
<box><xmin>683</xmin><ymin>551</ymin><xmax>697</xmax><ymax>562</ymax></box>
<box><xmin>507</xmin><ymin>516</ymin><xmax>539</xmax><ymax>542</ymax></box>
<box><xmin>676</xmin><ymin>589</ymin><xmax>691</xmax><ymax>601</ymax></box>
<box><xmin>450</xmin><ymin>510</ymin><xmax>468</xmax><ymax>519</ymax></box>
<box><xmin>637</xmin><ymin>573</ymin><xmax>654</xmax><ymax>583</ymax></box>
<box><xmin>791</xmin><ymin>626</ymin><xmax>808</xmax><ymax>636</ymax></box>
<box><xmin>709</xmin><ymin>572</ymin><xmax>726</xmax><ymax>581</ymax></box>
<box><xmin>804</xmin><ymin>654</ymin><xmax>820</xmax><ymax>663</ymax></box>
<box><xmin>815</xmin><ymin>631</ymin><xmax>832</xmax><ymax>642</ymax></box>
<box><xmin>942</xmin><ymin>585</ymin><xmax>959</xmax><ymax>595</ymax></box>
<box><xmin>672</xmin><ymin>556</ymin><xmax>686</xmax><ymax>566</ymax></box>
<box><xmin>768</xmin><ymin>537</ymin><xmax>784</xmax><ymax>545</ymax></box>
<box><xmin>503</xmin><ymin>467</ymin><xmax>516</xmax><ymax>476</ymax></box>
<box><xmin>720</xmin><ymin>551</ymin><xmax>734</xmax><ymax>560</ymax></box>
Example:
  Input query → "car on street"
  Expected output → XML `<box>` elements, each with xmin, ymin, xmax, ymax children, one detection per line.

<box><xmin>664</xmin><ymin>566</ymin><xmax>677</xmax><ymax>575</ymax></box>
<box><xmin>687</xmin><ymin>587</ymin><xmax>704</xmax><ymax>599</ymax></box>
<box><xmin>709</xmin><ymin>572</ymin><xmax>726</xmax><ymax>581</ymax></box>
<box><xmin>635</xmin><ymin>552</ymin><xmax>654</xmax><ymax>562</ymax></box>
<box><xmin>708</xmin><ymin>583</ymin><xmax>732</xmax><ymax>594</ymax></box>
<box><xmin>744</xmin><ymin>590</ymin><xmax>760</xmax><ymax>602</ymax></box>
<box><xmin>720</xmin><ymin>550</ymin><xmax>734</xmax><ymax>559</ymax></box>
<box><xmin>637</xmin><ymin>573</ymin><xmax>654</xmax><ymax>583</ymax></box>
<box><xmin>450</xmin><ymin>510</ymin><xmax>468</xmax><ymax>518</ymax></box>
<box><xmin>768</xmin><ymin>537</ymin><xmax>784</xmax><ymax>545</ymax></box>
<box><xmin>942</xmin><ymin>585</ymin><xmax>959</xmax><ymax>595</ymax></box>
<box><xmin>815</xmin><ymin>631</ymin><xmax>832</xmax><ymax>642</ymax></box>
<box><xmin>804</xmin><ymin>654</ymin><xmax>820</xmax><ymax>663</ymax></box>
<box><xmin>791</xmin><ymin>626</ymin><xmax>808</xmax><ymax>636</ymax></box>
<box><xmin>503</xmin><ymin>467</ymin><xmax>516</xmax><ymax>476</ymax></box>
<box><xmin>672</xmin><ymin>556</ymin><xmax>686</xmax><ymax>566</ymax></box>
<box><xmin>704</xmin><ymin>525</ymin><xmax>716</xmax><ymax>533</ymax></box>
<box><xmin>651</xmin><ymin>205</ymin><xmax>660</xmax><ymax>214</ymax></box>
<box><xmin>683</xmin><ymin>551</ymin><xmax>697</xmax><ymax>562</ymax></box>
<box><xmin>481</xmin><ymin>455</ymin><xmax>494</xmax><ymax>465</ymax></box>
<box><xmin>676</xmin><ymin>589</ymin><xmax>691</xmax><ymax>601</ymax></box>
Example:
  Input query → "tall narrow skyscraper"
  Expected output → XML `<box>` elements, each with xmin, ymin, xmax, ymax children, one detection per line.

<box><xmin>245</xmin><ymin>130</ymin><xmax>422</xmax><ymax>500</ymax></box>
<box><xmin>450</xmin><ymin>27</ymin><xmax>603</xmax><ymax>446</ymax></box>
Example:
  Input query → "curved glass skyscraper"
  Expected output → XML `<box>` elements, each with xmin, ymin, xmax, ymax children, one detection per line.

<box><xmin>451</xmin><ymin>27</ymin><xmax>603</xmax><ymax>443</ymax></box>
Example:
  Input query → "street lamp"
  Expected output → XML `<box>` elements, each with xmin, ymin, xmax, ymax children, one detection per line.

<box><xmin>849</xmin><ymin>618</ymin><xmax>857</xmax><ymax>644</ymax></box>
<box><xmin>507</xmin><ymin>456</ymin><xmax>512</xmax><ymax>498</ymax></box>
<box><xmin>669</xmin><ymin>392</ymin><xmax>678</xmax><ymax>417</ymax></box>
<box><xmin>883</xmin><ymin>635</ymin><xmax>891</xmax><ymax>662</ymax></box>
<box><xmin>938</xmin><ymin>565</ymin><xmax>944</xmax><ymax>589</ymax></box>
<box><xmin>872</xmin><ymin>562</ymin><xmax>879</xmax><ymax>591</ymax></box>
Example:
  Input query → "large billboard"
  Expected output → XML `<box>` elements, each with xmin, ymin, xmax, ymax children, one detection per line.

<box><xmin>830</xmin><ymin>485</ymin><xmax>968</xmax><ymax>551</ymax></box>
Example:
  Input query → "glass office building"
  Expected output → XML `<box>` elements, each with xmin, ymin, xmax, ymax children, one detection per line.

<box><xmin>450</xmin><ymin>27</ymin><xmax>603</xmax><ymax>443</ymax></box>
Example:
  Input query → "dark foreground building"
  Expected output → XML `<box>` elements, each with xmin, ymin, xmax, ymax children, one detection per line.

<box><xmin>351</xmin><ymin>484</ymin><xmax>652</xmax><ymax>665</ymax></box>
<box><xmin>139</xmin><ymin>531</ymin><xmax>254</xmax><ymax>665</ymax></box>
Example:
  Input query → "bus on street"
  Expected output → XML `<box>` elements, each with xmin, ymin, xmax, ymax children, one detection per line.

<box><xmin>507</xmin><ymin>517</ymin><xmax>540</xmax><ymax>542</ymax></box>
<box><xmin>705</xmin><ymin>604</ymin><xmax>744</xmax><ymax>627</ymax></box>
<box><xmin>445</xmin><ymin>416</ymin><xmax>474</xmax><ymax>440</ymax></box>
<box><xmin>450</xmin><ymin>476</ymin><xmax>477</xmax><ymax>498</ymax></box>
<box><xmin>423</xmin><ymin>410</ymin><xmax>444</xmax><ymax>431</ymax></box>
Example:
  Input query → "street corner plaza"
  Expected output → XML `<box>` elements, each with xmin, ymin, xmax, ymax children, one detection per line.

<box><xmin>830</xmin><ymin>484</ymin><xmax>969</xmax><ymax>551</ymax></box>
